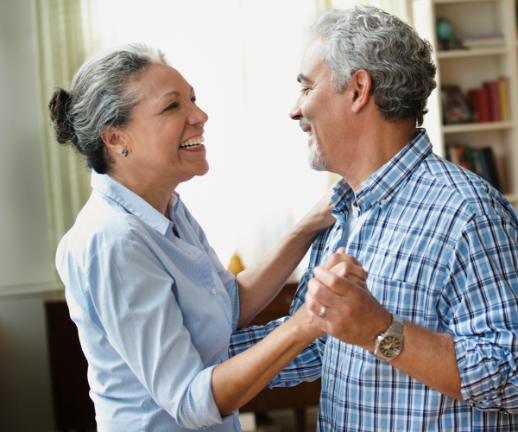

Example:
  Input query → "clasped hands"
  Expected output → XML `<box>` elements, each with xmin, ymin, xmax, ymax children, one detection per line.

<box><xmin>305</xmin><ymin>247</ymin><xmax>392</xmax><ymax>352</ymax></box>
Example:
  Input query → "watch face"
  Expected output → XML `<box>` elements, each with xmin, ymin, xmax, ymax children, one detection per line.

<box><xmin>379</xmin><ymin>335</ymin><xmax>402</xmax><ymax>357</ymax></box>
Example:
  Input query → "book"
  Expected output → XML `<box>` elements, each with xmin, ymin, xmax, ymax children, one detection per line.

<box><xmin>458</xmin><ymin>33</ymin><xmax>504</xmax><ymax>49</ymax></box>
<box><xmin>467</xmin><ymin>88</ymin><xmax>491</xmax><ymax>122</ymax></box>
<box><xmin>483</xmin><ymin>81</ymin><xmax>501</xmax><ymax>121</ymax></box>
<box><xmin>445</xmin><ymin>144</ymin><xmax>503</xmax><ymax>192</ymax></box>
<box><xmin>479</xmin><ymin>147</ymin><xmax>503</xmax><ymax>192</ymax></box>
<box><xmin>498</xmin><ymin>76</ymin><xmax>510</xmax><ymax>121</ymax></box>
<box><xmin>441</xmin><ymin>85</ymin><xmax>472</xmax><ymax>124</ymax></box>
<box><xmin>453</xmin><ymin>145</ymin><xmax>472</xmax><ymax>170</ymax></box>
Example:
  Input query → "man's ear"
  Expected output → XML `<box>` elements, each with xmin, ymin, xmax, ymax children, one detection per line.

<box><xmin>349</xmin><ymin>69</ymin><xmax>372</xmax><ymax>114</ymax></box>
<box><xmin>101</xmin><ymin>126</ymin><xmax>129</xmax><ymax>155</ymax></box>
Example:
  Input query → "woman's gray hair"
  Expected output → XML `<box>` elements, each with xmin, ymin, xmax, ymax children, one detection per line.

<box><xmin>49</xmin><ymin>43</ymin><xmax>167</xmax><ymax>173</ymax></box>
<box><xmin>313</xmin><ymin>5</ymin><xmax>436</xmax><ymax>126</ymax></box>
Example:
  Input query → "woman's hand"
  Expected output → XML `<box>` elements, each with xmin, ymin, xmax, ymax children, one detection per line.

<box><xmin>300</xmin><ymin>186</ymin><xmax>336</xmax><ymax>234</ymax></box>
<box><xmin>235</xmin><ymin>187</ymin><xmax>336</xmax><ymax>329</ymax></box>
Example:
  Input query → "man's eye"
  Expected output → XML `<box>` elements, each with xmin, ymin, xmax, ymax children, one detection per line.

<box><xmin>164</xmin><ymin>102</ymin><xmax>179</xmax><ymax>111</ymax></box>
<box><xmin>301</xmin><ymin>87</ymin><xmax>311</xmax><ymax>93</ymax></box>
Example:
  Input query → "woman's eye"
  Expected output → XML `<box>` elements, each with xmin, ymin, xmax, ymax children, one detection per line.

<box><xmin>191</xmin><ymin>97</ymin><xmax>197</xmax><ymax>104</ymax></box>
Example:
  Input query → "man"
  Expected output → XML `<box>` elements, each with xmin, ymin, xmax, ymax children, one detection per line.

<box><xmin>230</xmin><ymin>5</ymin><xmax>518</xmax><ymax>431</ymax></box>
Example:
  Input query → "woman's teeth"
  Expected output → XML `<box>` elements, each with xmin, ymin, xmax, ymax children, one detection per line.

<box><xmin>179</xmin><ymin>136</ymin><xmax>205</xmax><ymax>149</ymax></box>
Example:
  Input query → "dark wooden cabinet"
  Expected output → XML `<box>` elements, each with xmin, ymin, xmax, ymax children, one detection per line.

<box><xmin>45</xmin><ymin>301</ymin><xmax>96</xmax><ymax>432</ymax></box>
<box><xmin>45</xmin><ymin>283</ymin><xmax>320</xmax><ymax>431</ymax></box>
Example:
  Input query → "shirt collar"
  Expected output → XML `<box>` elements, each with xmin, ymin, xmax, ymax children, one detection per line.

<box><xmin>91</xmin><ymin>170</ymin><xmax>177</xmax><ymax>236</ymax></box>
<box><xmin>331</xmin><ymin>128</ymin><xmax>432</xmax><ymax>214</ymax></box>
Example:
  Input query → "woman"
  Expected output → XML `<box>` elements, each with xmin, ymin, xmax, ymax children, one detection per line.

<box><xmin>50</xmin><ymin>44</ymin><xmax>360</xmax><ymax>432</ymax></box>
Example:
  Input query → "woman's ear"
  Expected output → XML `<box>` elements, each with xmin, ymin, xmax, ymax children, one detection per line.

<box><xmin>349</xmin><ymin>69</ymin><xmax>372</xmax><ymax>114</ymax></box>
<box><xmin>101</xmin><ymin>126</ymin><xmax>129</xmax><ymax>156</ymax></box>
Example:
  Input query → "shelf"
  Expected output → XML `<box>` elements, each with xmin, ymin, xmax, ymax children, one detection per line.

<box><xmin>505</xmin><ymin>194</ymin><xmax>518</xmax><ymax>203</ymax></box>
<box><xmin>442</xmin><ymin>121</ymin><xmax>513</xmax><ymax>134</ymax></box>
<box><xmin>437</xmin><ymin>46</ymin><xmax>507</xmax><ymax>59</ymax></box>
<box><xmin>433</xmin><ymin>0</ymin><xmax>498</xmax><ymax>3</ymax></box>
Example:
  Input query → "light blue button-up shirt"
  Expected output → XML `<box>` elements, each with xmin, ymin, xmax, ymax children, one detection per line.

<box><xmin>56</xmin><ymin>171</ymin><xmax>242</xmax><ymax>432</ymax></box>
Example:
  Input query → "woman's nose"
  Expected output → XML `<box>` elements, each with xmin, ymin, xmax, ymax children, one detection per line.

<box><xmin>190</xmin><ymin>105</ymin><xmax>209</xmax><ymax>125</ymax></box>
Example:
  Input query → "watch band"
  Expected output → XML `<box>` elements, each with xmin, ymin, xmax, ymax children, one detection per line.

<box><xmin>373</xmin><ymin>313</ymin><xmax>404</xmax><ymax>361</ymax></box>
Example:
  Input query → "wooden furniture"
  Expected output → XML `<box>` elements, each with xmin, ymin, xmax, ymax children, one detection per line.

<box><xmin>45</xmin><ymin>301</ymin><xmax>96</xmax><ymax>432</ymax></box>
<box><xmin>45</xmin><ymin>283</ymin><xmax>320</xmax><ymax>432</ymax></box>
<box><xmin>413</xmin><ymin>0</ymin><xmax>518</xmax><ymax>208</ymax></box>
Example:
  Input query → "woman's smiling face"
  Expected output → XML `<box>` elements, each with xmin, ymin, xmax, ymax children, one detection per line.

<box><xmin>119</xmin><ymin>62</ymin><xmax>209</xmax><ymax>187</ymax></box>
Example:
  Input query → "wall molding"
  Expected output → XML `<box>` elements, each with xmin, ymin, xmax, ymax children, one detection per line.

<box><xmin>0</xmin><ymin>281</ymin><xmax>64</xmax><ymax>298</ymax></box>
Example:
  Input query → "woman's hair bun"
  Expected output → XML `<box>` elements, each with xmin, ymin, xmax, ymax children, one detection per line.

<box><xmin>49</xmin><ymin>88</ymin><xmax>76</xmax><ymax>145</ymax></box>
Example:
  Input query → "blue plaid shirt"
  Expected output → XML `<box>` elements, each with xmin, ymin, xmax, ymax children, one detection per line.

<box><xmin>230</xmin><ymin>129</ymin><xmax>518</xmax><ymax>431</ymax></box>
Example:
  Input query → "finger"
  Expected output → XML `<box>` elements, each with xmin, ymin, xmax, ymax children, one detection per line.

<box><xmin>307</xmin><ymin>277</ymin><xmax>342</xmax><ymax>308</ymax></box>
<box><xmin>313</xmin><ymin>266</ymin><xmax>359</xmax><ymax>296</ymax></box>
<box><xmin>344</xmin><ymin>274</ymin><xmax>368</xmax><ymax>290</ymax></box>
<box><xmin>305</xmin><ymin>293</ymin><xmax>333</xmax><ymax>333</ymax></box>
<box><xmin>330</xmin><ymin>261</ymin><xmax>366</xmax><ymax>281</ymax></box>
<box><xmin>336</xmin><ymin>247</ymin><xmax>345</xmax><ymax>254</ymax></box>
<box><xmin>320</xmin><ymin>252</ymin><xmax>362</xmax><ymax>271</ymax></box>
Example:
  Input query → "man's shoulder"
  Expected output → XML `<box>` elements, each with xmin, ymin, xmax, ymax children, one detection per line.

<box><xmin>415</xmin><ymin>153</ymin><xmax>516</xmax><ymax>222</ymax></box>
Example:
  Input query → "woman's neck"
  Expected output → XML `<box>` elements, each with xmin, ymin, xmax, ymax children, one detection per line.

<box><xmin>108</xmin><ymin>168</ymin><xmax>178</xmax><ymax>218</ymax></box>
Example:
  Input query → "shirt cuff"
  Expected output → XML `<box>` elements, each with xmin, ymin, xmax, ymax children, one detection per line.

<box><xmin>177</xmin><ymin>365</ymin><xmax>223</xmax><ymax>429</ymax></box>
<box><xmin>454</xmin><ymin>335</ymin><xmax>518</xmax><ymax>412</ymax></box>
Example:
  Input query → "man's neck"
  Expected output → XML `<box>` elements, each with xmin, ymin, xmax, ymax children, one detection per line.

<box><xmin>334</xmin><ymin>119</ymin><xmax>417</xmax><ymax>193</ymax></box>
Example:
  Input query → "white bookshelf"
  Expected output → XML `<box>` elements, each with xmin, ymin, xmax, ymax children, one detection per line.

<box><xmin>413</xmin><ymin>0</ymin><xmax>518</xmax><ymax>206</ymax></box>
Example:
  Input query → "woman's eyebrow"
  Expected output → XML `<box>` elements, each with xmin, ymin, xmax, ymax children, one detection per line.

<box><xmin>160</xmin><ymin>90</ymin><xmax>181</xmax><ymax>100</ymax></box>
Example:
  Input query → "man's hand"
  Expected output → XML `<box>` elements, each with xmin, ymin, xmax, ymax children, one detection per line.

<box><xmin>319</xmin><ymin>247</ymin><xmax>368</xmax><ymax>288</ymax></box>
<box><xmin>306</xmin><ymin>248</ymin><xmax>391</xmax><ymax>351</ymax></box>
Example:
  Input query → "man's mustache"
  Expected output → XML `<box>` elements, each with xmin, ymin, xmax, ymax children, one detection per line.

<box><xmin>299</xmin><ymin>119</ymin><xmax>312</xmax><ymax>130</ymax></box>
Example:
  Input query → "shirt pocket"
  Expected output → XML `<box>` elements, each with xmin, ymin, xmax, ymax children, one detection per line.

<box><xmin>367</xmin><ymin>274</ymin><xmax>441</xmax><ymax>330</ymax></box>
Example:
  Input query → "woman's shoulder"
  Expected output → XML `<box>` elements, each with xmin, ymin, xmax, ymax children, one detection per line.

<box><xmin>57</xmin><ymin>190</ymin><xmax>150</xmax><ymax>267</ymax></box>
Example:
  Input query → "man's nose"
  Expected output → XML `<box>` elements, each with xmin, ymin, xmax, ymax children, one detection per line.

<box><xmin>289</xmin><ymin>100</ymin><xmax>302</xmax><ymax>120</ymax></box>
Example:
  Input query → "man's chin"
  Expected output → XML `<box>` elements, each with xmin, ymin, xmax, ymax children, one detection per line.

<box><xmin>308</xmin><ymin>142</ymin><xmax>328</xmax><ymax>171</ymax></box>
<box><xmin>308</xmin><ymin>159</ymin><xmax>328</xmax><ymax>171</ymax></box>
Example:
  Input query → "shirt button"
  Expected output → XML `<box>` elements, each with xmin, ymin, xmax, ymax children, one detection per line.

<box><xmin>328</xmin><ymin>424</ymin><xmax>332</xmax><ymax>430</ymax></box>
<box><xmin>329</xmin><ymin>374</ymin><xmax>334</xmax><ymax>381</ymax></box>
<box><xmin>211</xmin><ymin>288</ymin><xmax>217</xmax><ymax>295</ymax></box>
<box><xmin>381</xmin><ymin>199</ymin><xmax>387</xmax><ymax>205</ymax></box>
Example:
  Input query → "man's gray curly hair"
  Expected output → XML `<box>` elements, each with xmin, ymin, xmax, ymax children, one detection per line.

<box><xmin>313</xmin><ymin>5</ymin><xmax>437</xmax><ymax>126</ymax></box>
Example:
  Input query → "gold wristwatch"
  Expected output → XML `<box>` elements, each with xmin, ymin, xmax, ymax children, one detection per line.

<box><xmin>373</xmin><ymin>313</ymin><xmax>404</xmax><ymax>361</ymax></box>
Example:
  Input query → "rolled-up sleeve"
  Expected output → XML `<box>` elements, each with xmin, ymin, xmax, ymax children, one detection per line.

<box><xmin>444</xmin><ymin>214</ymin><xmax>518</xmax><ymax>413</ymax></box>
<box><xmin>85</xmin><ymin>237</ymin><xmax>223</xmax><ymax>429</ymax></box>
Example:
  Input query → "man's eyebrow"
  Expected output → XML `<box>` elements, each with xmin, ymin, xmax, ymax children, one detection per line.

<box><xmin>297</xmin><ymin>73</ymin><xmax>311</xmax><ymax>83</ymax></box>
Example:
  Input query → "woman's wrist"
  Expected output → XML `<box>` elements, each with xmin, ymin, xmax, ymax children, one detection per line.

<box><xmin>288</xmin><ymin>304</ymin><xmax>324</xmax><ymax>343</ymax></box>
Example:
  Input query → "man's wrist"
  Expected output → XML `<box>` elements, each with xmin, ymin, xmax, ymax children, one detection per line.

<box><xmin>361</xmin><ymin>308</ymin><xmax>392</xmax><ymax>353</ymax></box>
<box><xmin>373</xmin><ymin>314</ymin><xmax>405</xmax><ymax>361</ymax></box>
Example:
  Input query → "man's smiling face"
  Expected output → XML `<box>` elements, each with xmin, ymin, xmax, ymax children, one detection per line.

<box><xmin>289</xmin><ymin>36</ymin><xmax>351</xmax><ymax>174</ymax></box>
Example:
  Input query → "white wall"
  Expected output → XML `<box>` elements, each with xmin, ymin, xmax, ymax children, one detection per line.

<box><xmin>0</xmin><ymin>0</ymin><xmax>57</xmax><ymax>430</ymax></box>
